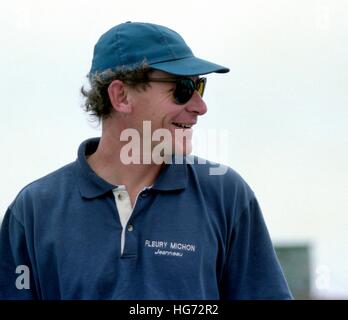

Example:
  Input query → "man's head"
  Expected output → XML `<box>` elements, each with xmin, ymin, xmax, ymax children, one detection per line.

<box><xmin>82</xmin><ymin>22</ymin><xmax>229</xmax><ymax>157</ymax></box>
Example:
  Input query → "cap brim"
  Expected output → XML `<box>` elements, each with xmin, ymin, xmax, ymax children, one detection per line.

<box><xmin>149</xmin><ymin>56</ymin><xmax>229</xmax><ymax>76</ymax></box>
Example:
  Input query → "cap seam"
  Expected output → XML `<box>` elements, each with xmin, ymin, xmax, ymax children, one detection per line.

<box><xmin>152</xmin><ymin>24</ymin><xmax>177</xmax><ymax>60</ymax></box>
<box><xmin>149</xmin><ymin>55</ymin><xmax>194</xmax><ymax>65</ymax></box>
<box><xmin>115</xmin><ymin>25</ymin><xmax>124</xmax><ymax>66</ymax></box>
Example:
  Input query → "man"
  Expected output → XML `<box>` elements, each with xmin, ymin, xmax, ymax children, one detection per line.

<box><xmin>0</xmin><ymin>22</ymin><xmax>292</xmax><ymax>299</ymax></box>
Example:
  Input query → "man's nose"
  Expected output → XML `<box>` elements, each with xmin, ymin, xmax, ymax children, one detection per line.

<box><xmin>184</xmin><ymin>91</ymin><xmax>208</xmax><ymax>115</ymax></box>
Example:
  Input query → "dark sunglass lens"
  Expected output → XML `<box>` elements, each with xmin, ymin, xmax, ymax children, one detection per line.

<box><xmin>174</xmin><ymin>79</ymin><xmax>195</xmax><ymax>104</ymax></box>
<box><xmin>197</xmin><ymin>78</ymin><xmax>206</xmax><ymax>97</ymax></box>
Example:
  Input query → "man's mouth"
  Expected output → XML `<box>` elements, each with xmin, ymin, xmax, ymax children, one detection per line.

<box><xmin>172</xmin><ymin>122</ymin><xmax>193</xmax><ymax>129</ymax></box>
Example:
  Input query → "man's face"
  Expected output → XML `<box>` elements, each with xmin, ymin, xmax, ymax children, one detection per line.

<box><xmin>126</xmin><ymin>70</ymin><xmax>207</xmax><ymax>157</ymax></box>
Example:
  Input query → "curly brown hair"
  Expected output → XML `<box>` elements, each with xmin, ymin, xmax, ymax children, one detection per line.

<box><xmin>81</xmin><ymin>61</ymin><xmax>153</xmax><ymax>121</ymax></box>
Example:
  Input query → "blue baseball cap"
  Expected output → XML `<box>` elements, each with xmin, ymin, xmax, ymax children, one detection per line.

<box><xmin>89</xmin><ymin>21</ymin><xmax>229</xmax><ymax>76</ymax></box>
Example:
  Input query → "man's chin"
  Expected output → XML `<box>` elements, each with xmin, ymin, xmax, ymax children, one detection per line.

<box><xmin>172</xmin><ymin>143</ymin><xmax>193</xmax><ymax>157</ymax></box>
<box><xmin>150</xmin><ymin>138</ymin><xmax>193</xmax><ymax>163</ymax></box>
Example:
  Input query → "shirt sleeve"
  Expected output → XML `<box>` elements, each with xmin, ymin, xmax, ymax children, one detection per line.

<box><xmin>0</xmin><ymin>207</ymin><xmax>38</xmax><ymax>299</ymax></box>
<box><xmin>220</xmin><ymin>196</ymin><xmax>293</xmax><ymax>300</ymax></box>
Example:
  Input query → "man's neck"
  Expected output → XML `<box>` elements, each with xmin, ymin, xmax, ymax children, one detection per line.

<box><xmin>86</xmin><ymin>132</ymin><xmax>162</xmax><ymax>205</ymax></box>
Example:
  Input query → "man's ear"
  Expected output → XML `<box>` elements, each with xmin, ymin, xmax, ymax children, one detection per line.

<box><xmin>108</xmin><ymin>80</ymin><xmax>132</xmax><ymax>113</ymax></box>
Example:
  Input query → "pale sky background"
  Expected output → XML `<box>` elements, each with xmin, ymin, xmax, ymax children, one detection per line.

<box><xmin>0</xmin><ymin>0</ymin><xmax>347</xmax><ymax>298</ymax></box>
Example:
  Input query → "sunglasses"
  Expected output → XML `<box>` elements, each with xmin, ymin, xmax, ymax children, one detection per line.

<box><xmin>147</xmin><ymin>77</ymin><xmax>207</xmax><ymax>104</ymax></box>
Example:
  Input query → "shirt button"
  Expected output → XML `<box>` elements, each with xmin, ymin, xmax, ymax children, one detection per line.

<box><xmin>127</xmin><ymin>224</ymin><xmax>134</xmax><ymax>232</ymax></box>
<box><xmin>117</xmin><ymin>193</ymin><xmax>124</xmax><ymax>200</ymax></box>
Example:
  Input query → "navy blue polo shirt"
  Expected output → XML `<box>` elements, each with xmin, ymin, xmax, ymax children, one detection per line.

<box><xmin>0</xmin><ymin>138</ymin><xmax>292</xmax><ymax>299</ymax></box>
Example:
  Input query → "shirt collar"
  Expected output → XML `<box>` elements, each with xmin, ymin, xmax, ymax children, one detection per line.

<box><xmin>152</xmin><ymin>156</ymin><xmax>188</xmax><ymax>191</ymax></box>
<box><xmin>76</xmin><ymin>137</ymin><xmax>116</xmax><ymax>198</ymax></box>
<box><xmin>75</xmin><ymin>138</ymin><xmax>187</xmax><ymax>198</ymax></box>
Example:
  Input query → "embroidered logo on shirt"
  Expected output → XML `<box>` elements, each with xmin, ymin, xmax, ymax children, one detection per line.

<box><xmin>144</xmin><ymin>240</ymin><xmax>196</xmax><ymax>257</ymax></box>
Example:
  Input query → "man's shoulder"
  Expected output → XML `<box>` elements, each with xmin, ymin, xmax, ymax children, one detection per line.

<box><xmin>180</xmin><ymin>155</ymin><xmax>256</xmax><ymax>224</ymax></box>
<box><xmin>9</xmin><ymin>161</ymin><xmax>77</xmax><ymax>212</ymax></box>
<box><xmin>184</xmin><ymin>155</ymin><xmax>255</xmax><ymax>206</ymax></box>
<box><xmin>186</xmin><ymin>155</ymin><xmax>252</xmax><ymax>190</ymax></box>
